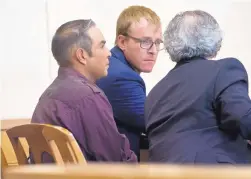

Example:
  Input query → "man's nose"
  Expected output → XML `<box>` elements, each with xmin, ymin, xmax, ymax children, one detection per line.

<box><xmin>148</xmin><ymin>43</ymin><xmax>158</xmax><ymax>54</ymax></box>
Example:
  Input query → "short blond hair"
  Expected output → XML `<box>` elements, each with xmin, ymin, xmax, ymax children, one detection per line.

<box><xmin>115</xmin><ymin>5</ymin><xmax>161</xmax><ymax>44</ymax></box>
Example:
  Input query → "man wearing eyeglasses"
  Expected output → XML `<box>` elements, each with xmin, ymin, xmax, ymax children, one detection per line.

<box><xmin>96</xmin><ymin>5</ymin><xmax>163</xmax><ymax>160</ymax></box>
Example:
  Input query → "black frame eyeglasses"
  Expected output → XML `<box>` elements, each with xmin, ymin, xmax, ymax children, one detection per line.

<box><xmin>124</xmin><ymin>34</ymin><xmax>164</xmax><ymax>51</ymax></box>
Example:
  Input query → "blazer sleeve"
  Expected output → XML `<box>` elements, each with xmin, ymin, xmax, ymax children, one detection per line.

<box><xmin>214</xmin><ymin>58</ymin><xmax>251</xmax><ymax>140</ymax></box>
<box><xmin>109</xmin><ymin>76</ymin><xmax>146</xmax><ymax>132</ymax></box>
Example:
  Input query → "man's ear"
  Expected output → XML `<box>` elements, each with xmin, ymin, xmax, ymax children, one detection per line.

<box><xmin>75</xmin><ymin>48</ymin><xmax>89</xmax><ymax>65</ymax></box>
<box><xmin>116</xmin><ymin>35</ymin><xmax>127</xmax><ymax>51</ymax></box>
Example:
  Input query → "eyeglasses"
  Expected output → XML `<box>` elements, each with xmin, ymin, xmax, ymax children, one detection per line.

<box><xmin>124</xmin><ymin>34</ymin><xmax>164</xmax><ymax>51</ymax></box>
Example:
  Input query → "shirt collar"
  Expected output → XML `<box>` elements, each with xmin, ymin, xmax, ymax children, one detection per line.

<box><xmin>58</xmin><ymin>66</ymin><xmax>89</xmax><ymax>82</ymax></box>
<box><xmin>58</xmin><ymin>66</ymin><xmax>104</xmax><ymax>94</ymax></box>
<box><xmin>174</xmin><ymin>56</ymin><xmax>208</xmax><ymax>69</ymax></box>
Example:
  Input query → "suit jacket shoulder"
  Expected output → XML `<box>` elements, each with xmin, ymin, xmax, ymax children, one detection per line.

<box><xmin>214</xmin><ymin>57</ymin><xmax>249</xmax><ymax>98</ymax></box>
<box><xmin>216</xmin><ymin>57</ymin><xmax>247</xmax><ymax>75</ymax></box>
<box><xmin>108</xmin><ymin>55</ymin><xmax>144</xmax><ymax>82</ymax></box>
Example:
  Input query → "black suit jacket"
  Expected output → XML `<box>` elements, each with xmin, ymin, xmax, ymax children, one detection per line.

<box><xmin>145</xmin><ymin>57</ymin><xmax>251</xmax><ymax>164</ymax></box>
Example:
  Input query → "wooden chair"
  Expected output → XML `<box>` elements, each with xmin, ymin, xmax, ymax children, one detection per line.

<box><xmin>1</xmin><ymin>147</ymin><xmax>8</xmax><ymax>169</ymax></box>
<box><xmin>1</xmin><ymin>148</ymin><xmax>8</xmax><ymax>179</ymax></box>
<box><xmin>1</xmin><ymin>131</ymin><xmax>21</xmax><ymax>178</ymax></box>
<box><xmin>42</xmin><ymin>124</ymin><xmax>86</xmax><ymax>164</ymax></box>
<box><xmin>1</xmin><ymin>131</ymin><xmax>20</xmax><ymax>167</ymax></box>
<box><xmin>5</xmin><ymin>124</ymin><xmax>52</xmax><ymax>165</ymax></box>
<box><xmin>5</xmin><ymin>124</ymin><xmax>86</xmax><ymax>165</ymax></box>
<box><xmin>3</xmin><ymin>163</ymin><xmax>251</xmax><ymax>179</ymax></box>
<box><xmin>1</xmin><ymin>118</ymin><xmax>31</xmax><ymax>167</ymax></box>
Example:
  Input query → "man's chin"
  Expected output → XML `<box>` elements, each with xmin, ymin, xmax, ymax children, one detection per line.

<box><xmin>97</xmin><ymin>71</ymin><xmax>108</xmax><ymax>80</ymax></box>
<box><xmin>141</xmin><ymin>68</ymin><xmax>153</xmax><ymax>73</ymax></box>
<box><xmin>103</xmin><ymin>71</ymin><xmax>108</xmax><ymax>77</ymax></box>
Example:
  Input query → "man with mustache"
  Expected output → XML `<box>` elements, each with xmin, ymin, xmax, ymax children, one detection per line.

<box><xmin>31</xmin><ymin>19</ymin><xmax>137</xmax><ymax>162</ymax></box>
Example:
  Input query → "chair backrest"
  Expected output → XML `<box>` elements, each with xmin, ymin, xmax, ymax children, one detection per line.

<box><xmin>42</xmin><ymin>124</ymin><xmax>86</xmax><ymax>164</ymax></box>
<box><xmin>3</xmin><ymin>163</ymin><xmax>251</xmax><ymax>179</ymax></box>
<box><xmin>5</xmin><ymin>123</ymin><xmax>86</xmax><ymax>165</ymax></box>
<box><xmin>5</xmin><ymin>124</ymin><xmax>53</xmax><ymax>165</ymax></box>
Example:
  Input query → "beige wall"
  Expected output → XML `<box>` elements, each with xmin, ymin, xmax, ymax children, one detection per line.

<box><xmin>1</xmin><ymin>0</ymin><xmax>251</xmax><ymax>119</ymax></box>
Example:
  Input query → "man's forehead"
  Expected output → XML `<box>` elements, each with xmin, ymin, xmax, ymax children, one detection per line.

<box><xmin>129</xmin><ymin>24</ymin><xmax>162</xmax><ymax>39</ymax></box>
<box><xmin>130</xmin><ymin>18</ymin><xmax>161</xmax><ymax>29</ymax></box>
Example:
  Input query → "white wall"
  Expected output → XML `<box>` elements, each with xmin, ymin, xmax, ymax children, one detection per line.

<box><xmin>1</xmin><ymin>0</ymin><xmax>50</xmax><ymax>119</ymax></box>
<box><xmin>1</xmin><ymin>0</ymin><xmax>251</xmax><ymax>119</ymax></box>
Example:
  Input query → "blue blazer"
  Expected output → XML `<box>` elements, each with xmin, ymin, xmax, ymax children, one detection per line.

<box><xmin>97</xmin><ymin>46</ymin><xmax>146</xmax><ymax>158</ymax></box>
<box><xmin>145</xmin><ymin>57</ymin><xmax>251</xmax><ymax>164</ymax></box>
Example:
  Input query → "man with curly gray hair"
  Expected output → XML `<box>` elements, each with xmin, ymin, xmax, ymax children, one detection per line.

<box><xmin>145</xmin><ymin>10</ymin><xmax>251</xmax><ymax>164</ymax></box>
<box><xmin>164</xmin><ymin>10</ymin><xmax>222</xmax><ymax>62</ymax></box>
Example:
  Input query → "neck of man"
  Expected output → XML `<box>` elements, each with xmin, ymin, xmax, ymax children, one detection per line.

<box><xmin>71</xmin><ymin>63</ymin><xmax>96</xmax><ymax>84</ymax></box>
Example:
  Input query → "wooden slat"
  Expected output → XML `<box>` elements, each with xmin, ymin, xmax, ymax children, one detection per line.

<box><xmin>1</xmin><ymin>131</ymin><xmax>18</xmax><ymax>166</ymax></box>
<box><xmin>1</xmin><ymin>126</ymin><xmax>30</xmax><ymax>166</ymax></box>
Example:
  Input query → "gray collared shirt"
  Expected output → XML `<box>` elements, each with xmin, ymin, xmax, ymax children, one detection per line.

<box><xmin>31</xmin><ymin>67</ymin><xmax>137</xmax><ymax>162</ymax></box>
